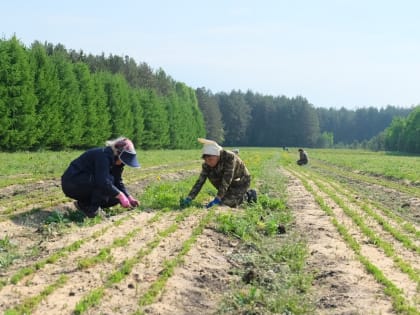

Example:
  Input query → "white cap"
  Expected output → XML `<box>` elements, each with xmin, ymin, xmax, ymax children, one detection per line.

<box><xmin>198</xmin><ymin>138</ymin><xmax>222</xmax><ymax>156</ymax></box>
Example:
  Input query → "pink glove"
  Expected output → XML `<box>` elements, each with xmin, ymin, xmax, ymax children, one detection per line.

<box><xmin>127</xmin><ymin>195</ymin><xmax>139</xmax><ymax>207</ymax></box>
<box><xmin>117</xmin><ymin>192</ymin><xmax>131</xmax><ymax>208</ymax></box>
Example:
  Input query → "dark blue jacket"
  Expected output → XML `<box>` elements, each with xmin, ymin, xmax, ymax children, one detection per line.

<box><xmin>62</xmin><ymin>147</ymin><xmax>128</xmax><ymax>197</ymax></box>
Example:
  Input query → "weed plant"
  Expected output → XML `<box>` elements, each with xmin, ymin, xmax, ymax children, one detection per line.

<box><xmin>0</xmin><ymin>235</ymin><xmax>20</xmax><ymax>269</ymax></box>
<box><xmin>217</xmin><ymin>151</ymin><xmax>314</xmax><ymax>314</ymax></box>
<box><xmin>139</xmin><ymin>173</ymin><xmax>216</xmax><ymax>211</ymax></box>
<box><xmin>7</xmin><ymin>148</ymin><xmax>417</xmax><ymax>314</ymax></box>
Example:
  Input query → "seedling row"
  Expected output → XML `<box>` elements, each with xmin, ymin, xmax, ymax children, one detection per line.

<box><xmin>288</xmin><ymin>163</ymin><xmax>419</xmax><ymax>314</ymax></box>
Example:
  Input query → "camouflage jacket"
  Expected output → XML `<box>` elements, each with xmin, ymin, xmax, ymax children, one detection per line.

<box><xmin>188</xmin><ymin>150</ymin><xmax>250</xmax><ymax>200</ymax></box>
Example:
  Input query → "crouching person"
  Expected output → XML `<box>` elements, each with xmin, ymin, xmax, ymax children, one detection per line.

<box><xmin>61</xmin><ymin>137</ymin><xmax>140</xmax><ymax>218</ymax></box>
<box><xmin>296</xmin><ymin>148</ymin><xmax>309</xmax><ymax>166</ymax></box>
<box><xmin>180</xmin><ymin>138</ymin><xmax>257</xmax><ymax>209</ymax></box>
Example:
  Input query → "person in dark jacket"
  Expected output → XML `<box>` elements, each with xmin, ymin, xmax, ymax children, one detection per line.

<box><xmin>61</xmin><ymin>137</ymin><xmax>140</xmax><ymax>218</ymax></box>
<box><xmin>180</xmin><ymin>138</ymin><xmax>256</xmax><ymax>209</ymax></box>
<box><xmin>296</xmin><ymin>148</ymin><xmax>309</xmax><ymax>166</ymax></box>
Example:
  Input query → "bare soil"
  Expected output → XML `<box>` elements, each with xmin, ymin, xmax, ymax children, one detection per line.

<box><xmin>1</xmin><ymin>165</ymin><xmax>419</xmax><ymax>314</ymax></box>
<box><xmin>284</xmin><ymin>169</ymin><xmax>394</xmax><ymax>315</ymax></box>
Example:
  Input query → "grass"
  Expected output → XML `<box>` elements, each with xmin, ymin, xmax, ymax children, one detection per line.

<box><xmin>290</xmin><ymin>168</ymin><xmax>419</xmax><ymax>315</ymax></box>
<box><xmin>306</xmin><ymin>171</ymin><xmax>420</xmax><ymax>284</ymax></box>
<box><xmin>0</xmin><ymin>149</ymin><xmax>199</xmax><ymax>182</ymax></box>
<box><xmin>73</xmin><ymin>207</ymin><xmax>199</xmax><ymax>314</ymax></box>
<box><xmin>216</xmin><ymin>152</ymin><xmax>314</xmax><ymax>315</ymax></box>
<box><xmin>4</xmin><ymin>275</ymin><xmax>68</xmax><ymax>315</ymax></box>
<box><xmin>137</xmin><ymin>210</ymin><xmax>214</xmax><ymax>308</ymax></box>
<box><xmin>3</xmin><ymin>148</ymin><xmax>418</xmax><ymax>314</ymax></box>
<box><xmin>5</xmin><ymin>215</ymin><xmax>133</xmax><ymax>286</ymax></box>
<box><xmin>310</xmin><ymin>149</ymin><xmax>420</xmax><ymax>183</ymax></box>
<box><xmin>0</xmin><ymin>235</ymin><xmax>20</xmax><ymax>269</ymax></box>
<box><xmin>325</xmin><ymin>180</ymin><xmax>420</xmax><ymax>253</ymax></box>
<box><xmin>73</xmin><ymin>149</ymin><xmax>315</xmax><ymax>315</ymax></box>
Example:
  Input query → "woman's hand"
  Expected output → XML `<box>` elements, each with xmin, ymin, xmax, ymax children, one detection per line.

<box><xmin>127</xmin><ymin>195</ymin><xmax>139</xmax><ymax>207</ymax></box>
<box><xmin>117</xmin><ymin>192</ymin><xmax>131</xmax><ymax>208</ymax></box>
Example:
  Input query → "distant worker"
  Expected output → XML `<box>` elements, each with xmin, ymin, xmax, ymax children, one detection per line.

<box><xmin>296</xmin><ymin>148</ymin><xmax>309</xmax><ymax>166</ymax></box>
<box><xmin>232</xmin><ymin>148</ymin><xmax>240</xmax><ymax>155</ymax></box>
<box><xmin>180</xmin><ymin>138</ymin><xmax>257</xmax><ymax>209</ymax></box>
<box><xmin>61</xmin><ymin>137</ymin><xmax>140</xmax><ymax>218</ymax></box>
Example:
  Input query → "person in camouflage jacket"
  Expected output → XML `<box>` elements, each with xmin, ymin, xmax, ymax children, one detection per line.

<box><xmin>180</xmin><ymin>138</ymin><xmax>256</xmax><ymax>208</ymax></box>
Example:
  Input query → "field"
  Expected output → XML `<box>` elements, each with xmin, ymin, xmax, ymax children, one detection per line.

<box><xmin>0</xmin><ymin>148</ymin><xmax>419</xmax><ymax>315</ymax></box>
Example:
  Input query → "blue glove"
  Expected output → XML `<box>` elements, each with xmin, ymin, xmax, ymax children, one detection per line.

<box><xmin>180</xmin><ymin>197</ymin><xmax>192</xmax><ymax>208</ymax></box>
<box><xmin>206</xmin><ymin>197</ymin><xmax>221</xmax><ymax>209</ymax></box>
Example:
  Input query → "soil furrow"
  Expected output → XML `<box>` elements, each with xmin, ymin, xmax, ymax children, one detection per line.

<box><xmin>283</xmin><ymin>169</ymin><xmax>395</xmax><ymax>314</ymax></box>
<box><xmin>310</xmin><ymin>163</ymin><xmax>420</xmax><ymax>225</ymax></box>
<box><xmin>325</xmin><ymin>179</ymin><xmax>420</xmax><ymax>239</ymax></box>
<box><xmin>0</xmin><ymin>206</ymin><xmax>148</xmax><ymax>283</ymax></box>
<box><xmin>0</xmin><ymin>168</ymin><xmax>195</xmax><ymax>221</ymax></box>
<box><xmin>142</xmin><ymin>227</ymin><xmax>238</xmax><ymax>315</ymax></box>
<box><xmin>0</xmin><ymin>169</ymin><xmax>195</xmax><ymax>282</ymax></box>
<box><xmin>297</xmin><ymin>170</ymin><xmax>419</xmax><ymax>309</ymax></box>
<box><xmin>307</xmin><ymin>173</ymin><xmax>420</xmax><ymax>270</ymax></box>
<box><xmin>87</xmin><ymin>211</ymin><xmax>208</xmax><ymax>315</ymax></box>
<box><xmin>0</xmin><ymin>210</ymin><xmax>170</xmax><ymax>313</ymax></box>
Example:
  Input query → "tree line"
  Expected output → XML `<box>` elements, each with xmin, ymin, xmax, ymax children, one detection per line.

<box><xmin>0</xmin><ymin>36</ymin><xmax>205</xmax><ymax>151</ymax></box>
<box><xmin>0</xmin><ymin>36</ymin><xmax>418</xmax><ymax>153</ymax></box>
<box><xmin>197</xmin><ymin>89</ymin><xmax>415</xmax><ymax>150</ymax></box>
<box><xmin>382</xmin><ymin>106</ymin><xmax>420</xmax><ymax>153</ymax></box>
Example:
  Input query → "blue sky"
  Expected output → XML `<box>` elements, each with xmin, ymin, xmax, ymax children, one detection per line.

<box><xmin>2</xmin><ymin>0</ymin><xmax>419</xmax><ymax>109</ymax></box>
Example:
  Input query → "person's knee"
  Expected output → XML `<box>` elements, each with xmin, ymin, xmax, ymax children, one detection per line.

<box><xmin>221</xmin><ymin>197</ymin><xmax>239</xmax><ymax>208</ymax></box>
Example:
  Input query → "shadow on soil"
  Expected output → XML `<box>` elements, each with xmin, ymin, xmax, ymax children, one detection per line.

<box><xmin>10</xmin><ymin>207</ymin><xmax>85</xmax><ymax>230</ymax></box>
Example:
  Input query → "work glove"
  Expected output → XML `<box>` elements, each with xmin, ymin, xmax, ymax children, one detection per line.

<box><xmin>206</xmin><ymin>197</ymin><xmax>221</xmax><ymax>209</ymax></box>
<box><xmin>179</xmin><ymin>197</ymin><xmax>192</xmax><ymax>209</ymax></box>
<box><xmin>117</xmin><ymin>192</ymin><xmax>131</xmax><ymax>208</ymax></box>
<box><xmin>127</xmin><ymin>195</ymin><xmax>139</xmax><ymax>207</ymax></box>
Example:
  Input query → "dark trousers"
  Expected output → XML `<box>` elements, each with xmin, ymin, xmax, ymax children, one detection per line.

<box><xmin>61</xmin><ymin>172</ymin><xmax>119</xmax><ymax>210</ymax></box>
<box><xmin>221</xmin><ymin>175</ymin><xmax>251</xmax><ymax>207</ymax></box>
<box><xmin>297</xmin><ymin>159</ymin><xmax>308</xmax><ymax>166</ymax></box>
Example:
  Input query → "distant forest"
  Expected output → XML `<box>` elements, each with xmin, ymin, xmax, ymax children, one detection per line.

<box><xmin>1</xmin><ymin>36</ymin><xmax>419</xmax><ymax>153</ymax></box>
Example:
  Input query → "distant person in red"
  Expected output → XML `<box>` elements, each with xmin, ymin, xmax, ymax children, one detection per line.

<box><xmin>296</xmin><ymin>148</ymin><xmax>308</xmax><ymax>166</ymax></box>
<box><xmin>61</xmin><ymin>137</ymin><xmax>140</xmax><ymax>218</ymax></box>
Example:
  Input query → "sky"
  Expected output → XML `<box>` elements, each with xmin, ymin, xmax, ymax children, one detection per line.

<box><xmin>2</xmin><ymin>0</ymin><xmax>420</xmax><ymax>109</ymax></box>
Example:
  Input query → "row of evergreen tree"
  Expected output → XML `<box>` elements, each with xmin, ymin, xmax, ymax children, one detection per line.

<box><xmin>62</xmin><ymin>38</ymin><xmax>415</xmax><ymax>151</ymax></box>
<box><xmin>0</xmin><ymin>36</ymin><xmax>205</xmax><ymax>151</ymax></box>
<box><xmin>1</xmin><ymin>36</ymin><xmax>418</xmax><ymax>153</ymax></box>
<box><xmin>197</xmin><ymin>89</ymin><xmax>415</xmax><ymax>149</ymax></box>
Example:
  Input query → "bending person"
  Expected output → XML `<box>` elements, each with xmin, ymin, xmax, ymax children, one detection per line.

<box><xmin>180</xmin><ymin>138</ymin><xmax>257</xmax><ymax>209</ymax></box>
<box><xmin>61</xmin><ymin>137</ymin><xmax>140</xmax><ymax>218</ymax></box>
<box><xmin>296</xmin><ymin>148</ymin><xmax>309</xmax><ymax>166</ymax></box>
